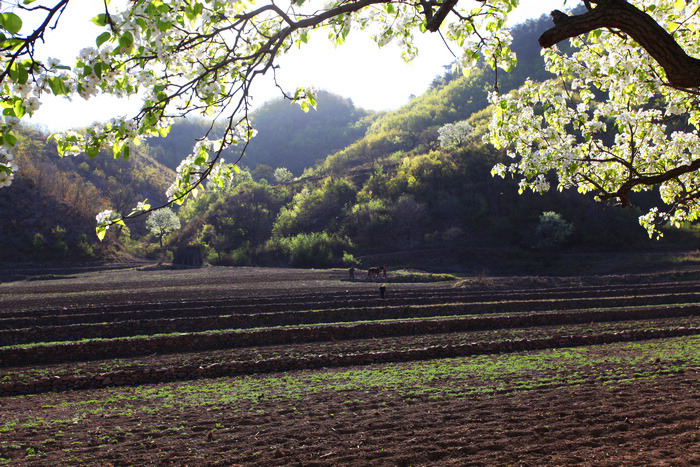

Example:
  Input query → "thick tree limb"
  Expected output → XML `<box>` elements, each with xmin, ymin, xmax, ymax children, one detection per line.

<box><xmin>426</xmin><ymin>0</ymin><xmax>460</xmax><ymax>32</ymax></box>
<box><xmin>599</xmin><ymin>158</ymin><xmax>700</xmax><ymax>207</ymax></box>
<box><xmin>539</xmin><ymin>0</ymin><xmax>700</xmax><ymax>89</ymax></box>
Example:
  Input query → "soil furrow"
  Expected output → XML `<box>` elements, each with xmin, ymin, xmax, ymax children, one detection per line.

<box><xmin>2</xmin><ymin>327</ymin><xmax>698</xmax><ymax>397</ymax></box>
<box><xmin>2</xmin><ymin>280</ymin><xmax>699</xmax><ymax>318</ymax></box>
<box><xmin>4</xmin><ymin>315</ymin><xmax>699</xmax><ymax>383</ymax></box>
<box><xmin>2</xmin><ymin>304</ymin><xmax>700</xmax><ymax>365</ymax></box>
<box><xmin>2</xmin><ymin>289</ymin><xmax>699</xmax><ymax>332</ymax></box>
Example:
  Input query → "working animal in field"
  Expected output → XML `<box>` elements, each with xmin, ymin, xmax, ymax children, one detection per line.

<box><xmin>367</xmin><ymin>266</ymin><xmax>386</xmax><ymax>279</ymax></box>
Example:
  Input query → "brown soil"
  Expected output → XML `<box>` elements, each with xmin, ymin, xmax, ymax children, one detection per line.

<box><xmin>2</xmin><ymin>265</ymin><xmax>700</xmax><ymax>465</ymax></box>
<box><xmin>3</xmin><ymin>315</ymin><xmax>700</xmax><ymax>384</ymax></box>
<box><xmin>1</xmin><ymin>363</ymin><xmax>699</xmax><ymax>466</ymax></box>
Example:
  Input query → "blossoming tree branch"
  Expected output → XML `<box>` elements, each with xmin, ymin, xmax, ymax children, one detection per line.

<box><xmin>0</xmin><ymin>0</ymin><xmax>698</xmax><ymax>238</ymax></box>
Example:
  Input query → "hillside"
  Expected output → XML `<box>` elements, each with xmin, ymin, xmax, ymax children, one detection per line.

<box><xmin>147</xmin><ymin>91</ymin><xmax>374</xmax><ymax>177</ymax></box>
<box><xmin>167</xmin><ymin>13</ymin><xmax>698</xmax><ymax>272</ymax></box>
<box><xmin>3</xmin><ymin>10</ymin><xmax>696</xmax><ymax>270</ymax></box>
<box><xmin>311</xmin><ymin>13</ymin><xmax>555</xmax><ymax>178</ymax></box>
<box><xmin>161</xmin><ymin>13</ymin><xmax>693</xmax><ymax>273</ymax></box>
<box><xmin>0</xmin><ymin>127</ymin><xmax>174</xmax><ymax>262</ymax></box>
<box><xmin>245</xmin><ymin>91</ymin><xmax>374</xmax><ymax>176</ymax></box>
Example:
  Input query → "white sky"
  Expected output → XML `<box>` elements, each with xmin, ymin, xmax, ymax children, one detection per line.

<box><xmin>28</xmin><ymin>0</ymin><xmax>569</xmax><ymax>131</ymax></box>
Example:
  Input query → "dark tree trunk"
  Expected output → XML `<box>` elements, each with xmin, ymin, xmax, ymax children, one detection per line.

<box><xmin>538</xmin><ymin>0</ymin><xmax>700</xmax><ymax>89</ymax></box>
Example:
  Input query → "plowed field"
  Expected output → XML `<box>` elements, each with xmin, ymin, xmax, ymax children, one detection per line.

<box><xmin>1</xmin><ymin>266</ymin><xmax>700</xmax><ymax>466</ymax></box>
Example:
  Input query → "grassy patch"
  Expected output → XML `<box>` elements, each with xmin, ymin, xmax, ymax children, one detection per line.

<box><xmin>384</xmin><ymin>270</ymin><xmax>458</xmax><ymax>283</ymax></box>
<box><xmin>4</xmin><ymin>334</ymin><xmax>697</xmax><ymax>434</ymax></box>
<box><xmin>133</xmin><ymin>335</ymin><xmax>700</xmax><ymax>404</ymax></box>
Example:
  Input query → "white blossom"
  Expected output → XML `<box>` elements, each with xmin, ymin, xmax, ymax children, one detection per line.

<box><xmin>0</xmin><ymin>169</ymin><xmax>13</xmax><ymax>188</ymax></box>
<box><xmin>24</xmin><ymin>97</ymin><xmax>41</xmax><ymax>112</ymax></box>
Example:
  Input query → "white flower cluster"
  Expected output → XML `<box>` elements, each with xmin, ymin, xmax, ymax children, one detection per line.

<box><xmin>0</xmin><ymin>145</ymin><xmax>16</xmax><ymax>188</ymax></box>
<box><xmin>487</xmin><ymin>1</ymin><xmax>700</xmax><ymax>236</ymax></box>
<box><xmin>445</xmin><ymin>0</ymin><xmax>516</xmax><ymax>74</ymax></box>
<box><xmin>76</xmin><ymin>46</ymin><xmax>118</xmax><ymax>100</ymax></box>
<box><xmin>0</xmin><ymin>170</ymin><xmax>12</xmax><ymax>187</ymax></box>
<box><xmin>163</xmin><ymin>118</ymin><xmax>258</xmax><ymax>202</ymax></box>
<box><xmin>198</xmin><ymin>81</ymin><xmax>223</xmax><ymax>98</ymax></box>
<box><xmin>0</xmin><ymin>115</ymin><xmax>19</xmax><ymax>187</ymax></box>
<box><xmin>96</xmin><ymin>209</ymin><xmax>116</xmax><ymax>225</ymax></box>
<box><xmin>166</xmin><ymin>138</ymin><xmax>223</xmax><ymax>201</ymax></box>
<box><xmin>8</xmin><ymin>76</ymin><xmax>44</xmax><ymax>117</ymax></box>
<box><xmin>438</xmin><ymin>120</ymin><xmax>473</xmax><ymax>149</ymax></box>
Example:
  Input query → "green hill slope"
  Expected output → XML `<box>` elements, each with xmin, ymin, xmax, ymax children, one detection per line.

<box><xmin>147</xmin><ymin>91</ymin><xmax>374</xmax><ymax>177</ymax></box>
<box><xmin>169</xmin><ymin>14</ymin><xmax>688</xmax><ymax>272</ymax></box>
<box><xmin>0</xmin><ymin>127</ymin><xmax>173</xmax><ymax>262</ymax></box>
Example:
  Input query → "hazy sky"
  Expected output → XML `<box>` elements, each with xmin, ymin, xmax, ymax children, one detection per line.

<box><xmin>30</xmin><ymin>0</ymin><xmax>569</xmax><ymax>131</ymax></box>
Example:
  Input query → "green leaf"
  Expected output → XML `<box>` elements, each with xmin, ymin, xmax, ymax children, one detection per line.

<box><xmin>96</xmin><ymin>225</ymin><xmax>107</xmax><ymax>241</ymax></box>
<box><xmin>96</xmin><ymin>32</ymin><xmax>111</xmax><ymax>47</ymax></box>
<box><xmin>13</xmin><ymin>100</ymin><xmax>25</xmax><ymax>118</ymax></box>
<box><xmin>185</xmin><ymin>3</ymin><xmax>203</xmax><ymax>22</ymax></box>
<box><xmin>9</xmin><ymin>63</ymin><xmax>28</xmax><ymax>85</ymax></box>
<box><xmin>136</xmin><ymin>18</ymin><xmax>149</xmax><ymax>32</ymax></box>
<box><xmin>0</xmin><ymin>13</ymin><xmax>22</xmax><ymax>34</ymax></box>
<box><xmin>185</xmin><ymin>5</ymin><xmax>195</xmax><ymax>21</ymax></box>
<box><xmin>119</xmin><ymin>31</ymin><xmax>134</xmax><ymax>49</ymax></box>
<box><xmin>48</xmin><ymin>77</ymin><xmax>67</xmax><ymax>95</ymax></box>
<box><xmin>87</xmin><ymin>146</ymin><xmax>100</xmax><ymax>158</ymax></box>
<box><xmin>1</xmin><ymin>38</ymin><xmax>23</xmax><ymax>52</ymax></box>
<box><xmin>112</xmin><ymin>141</ymin><xmax>122</xmax><ymax>158</ymax></box>
<box><xmin>674</xmin><ymin>0</ymin><xmax>685</xmax><ymax>11</ymax></box>
<box><xmin>91</xmin><ymin>13</ymin><xmax>108</xmax><ymax>27</ymax></box>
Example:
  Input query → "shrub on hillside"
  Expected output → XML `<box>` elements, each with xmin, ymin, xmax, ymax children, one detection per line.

<box><xmin>264</xmin><ymin>232</ymin><xmax>354</xmax><ymax>268</ymax></box>
<box><xmin>533</xmin><ymin>211</ymin><xmax>574</xmax><ymax>250</ymax></box>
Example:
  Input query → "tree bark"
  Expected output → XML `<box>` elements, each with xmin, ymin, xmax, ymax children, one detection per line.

<box><xmin>539</xmin><ymin>0</ymin><xmax>700</xmax><ymax>89</ymax></box>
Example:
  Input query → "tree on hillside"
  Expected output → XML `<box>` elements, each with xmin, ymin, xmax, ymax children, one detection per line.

<box><xmin>146</xmin><ymin>208</ymin><xmax>181</xmax><ymax>248</ymax></box>
<box><xmin>274</xmin><ymin>167</ymin><xmax>294</xmax><ymax>184</ymax></box>
<box><xmin>0</xmin><ymin>0</ymin><xmax>698</xmax><ymax>237</ymax></box>
<box><xmin>533</xmin><ymin>211</ymin><xmax>574</xmax><ymax>250</ymax></box>
<box><xmin>438</xmin><ymin>120</ymin><xmax>473</xmax><ymax>149</ymax></box>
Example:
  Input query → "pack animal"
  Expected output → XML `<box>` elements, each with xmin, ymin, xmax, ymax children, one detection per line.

<box><xmin>367</xmin><ymin>266</ymin><xmax>385</xmax><ymax>279</ymax></box>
